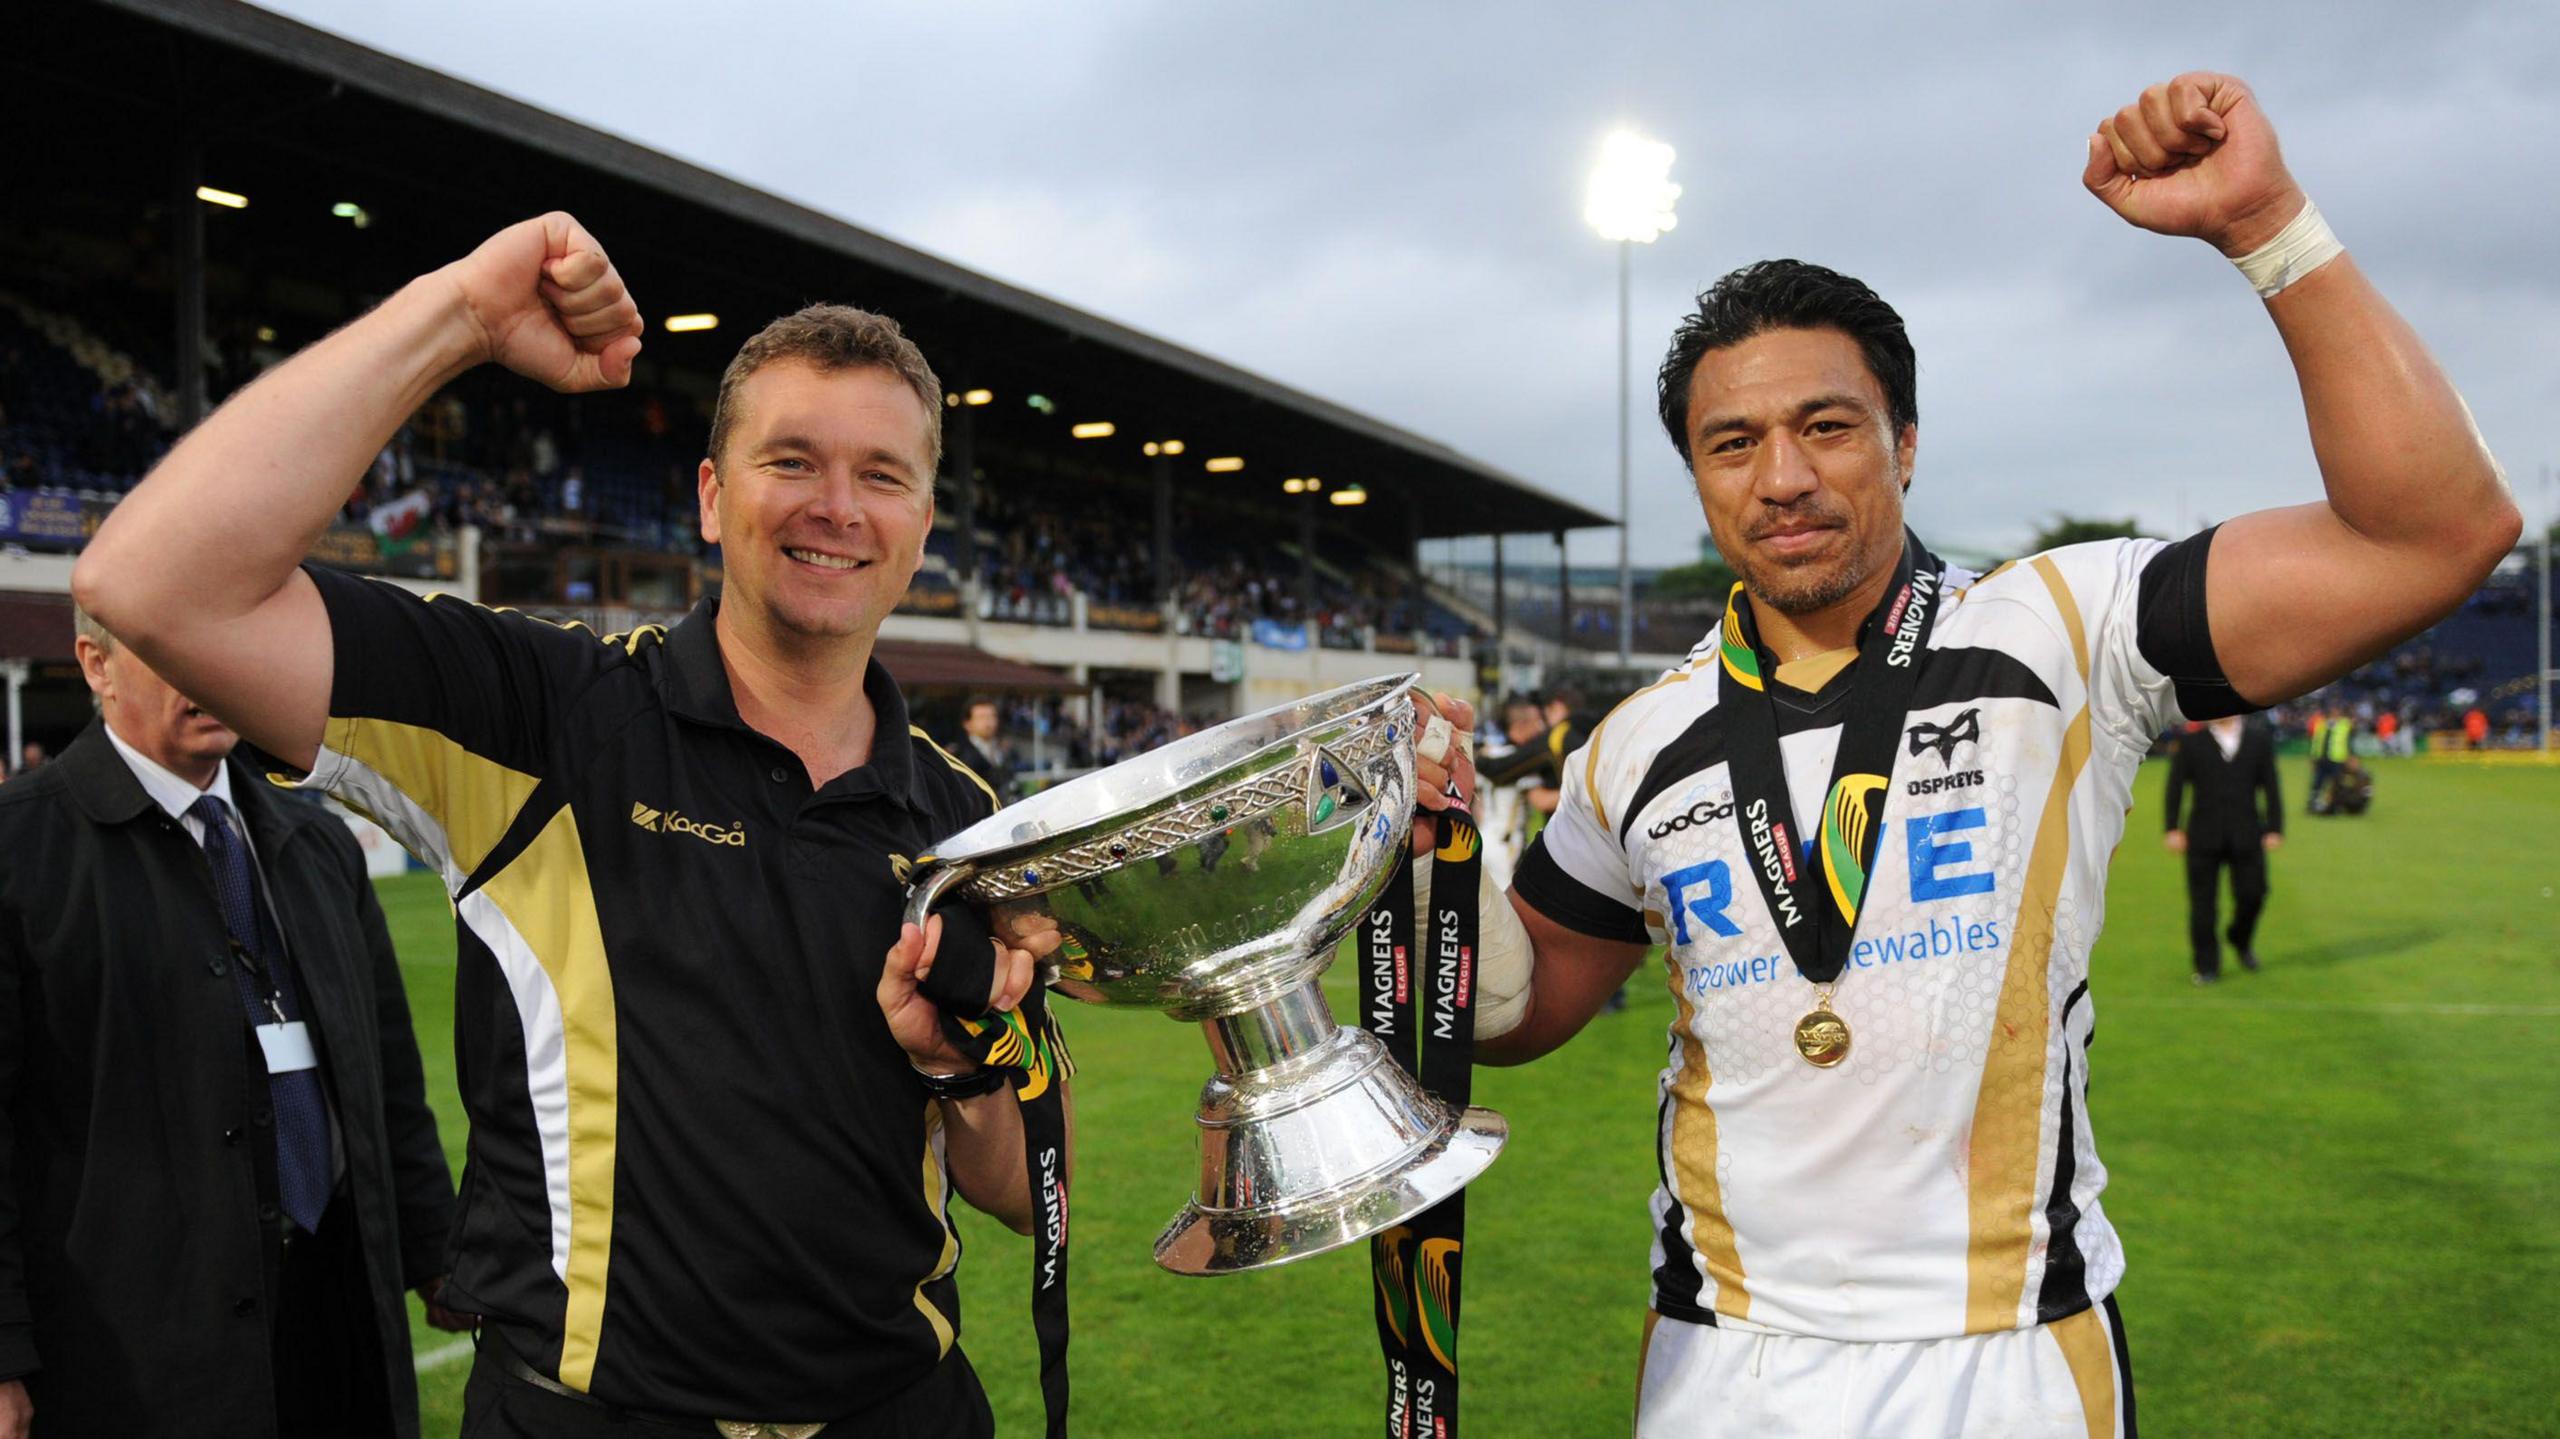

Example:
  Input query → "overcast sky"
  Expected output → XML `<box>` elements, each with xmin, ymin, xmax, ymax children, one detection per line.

<box><xmin>256</xmin><ymin>0</ymin><xmax>2558</xmax><ymax>568</ymax></box>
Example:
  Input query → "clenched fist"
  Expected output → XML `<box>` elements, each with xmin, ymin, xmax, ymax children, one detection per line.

<box><xmin>2082</xmin><ymin>73</ymin><xmax>2306</xmax><ymax>258</ymax></box>
<box><xmin>437</xmin><ymin>212</ymin><xmax>645</xmax><ymax>392</ymax></box>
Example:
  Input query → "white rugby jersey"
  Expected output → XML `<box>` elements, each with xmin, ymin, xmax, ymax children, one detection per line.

<box><xmin>1513</xmin><ymin>535</ymin><xmax>2243</xmax><ymax>1343</ymax></box>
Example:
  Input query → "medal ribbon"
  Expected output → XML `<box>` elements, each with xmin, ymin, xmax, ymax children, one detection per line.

<box><xmin>1717</xmin><ymin>530</ymin><xmax>1944</xmax><ymax>986</ymax></box>
<box><xmin>918</xmin><ymin>905</ymin><xmax>1076</xmax><ymax>1438</ymax></box>
<box><xmin>1360</xmin><ymin>800</ymin><xmax>1483</xmax><ymax>1438</ymax></box>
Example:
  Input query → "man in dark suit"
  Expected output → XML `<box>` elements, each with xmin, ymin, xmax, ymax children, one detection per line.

<box><xmin>0</xmin><ymin>607</ymin><xmax>465</xmax><ymax>1438</ymax></box>
<box><xmin>2164</xmin><ymin>714</ymin><xmax>2285</xmax><ymax>984</ymax></box>
<box><xmin>950</xmin><ymin>694</ymin><xmax>1014</xmax><ymax>802</ymax></box>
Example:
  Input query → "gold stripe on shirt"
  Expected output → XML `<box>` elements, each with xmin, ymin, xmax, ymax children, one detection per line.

<box><xmin>913</xmin><ymin>1103</ymin><xmax>960</xmax><ymax>1357</ymax></box>
<box><xmin>1963</xmin><ymin>557</ymin><xmax>2092</xmax><ymax>1332</ymax></box>
<box><xmin>1584</xmin><ymin>658</ymin><xmax>1705</xmax><ymax>834</ymax></box>
<box><xmin>479</xmin><ymin>805</ymin><xmax>621</xmax><ymax>1390</ymax></box>
<box><xmin>1667</xmin><ymin>979</ymin><xmax>1749</xmax><ymax>1322</ymax></box>
<box><xmin>912</xmin><ymin>727</ymin><xmax>999</xmax><ymax>808</ymax></box>
<box><xmin>323</xmin><ymin>714</ymin><xmax>541</xmax><ymax>875</ymax></box>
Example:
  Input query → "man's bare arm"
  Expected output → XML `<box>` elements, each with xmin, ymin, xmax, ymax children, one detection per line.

<box><xmin>941</xmin><ymin>1083</ymin><xmax>1073</xmax><ymax>1236</ymax></box>
<box><xmin>71</xmin><ymin>214</ymin><xmax>643</xmax><ymax>768</ymax></box>
<box><xmin>2082</xmin><ymin>74</ymin><xmax>2519</xmax><ymax>705</ymax></box>
<box><xmin>1476</xmin><ymin>891</ymin><xmax>1649</xmax><ymax>1066</ymax></box>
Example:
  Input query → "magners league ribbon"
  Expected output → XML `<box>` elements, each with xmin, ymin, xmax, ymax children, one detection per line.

<box><xmin>1359</xmin><ymin>799</ymin><xmax>1483</xmax><ymax>1438</ymax></box>
<box><xmin>917</xmin><ymin>904</ymin><xmax>1076</xmax><ymax>1438</ymax></box>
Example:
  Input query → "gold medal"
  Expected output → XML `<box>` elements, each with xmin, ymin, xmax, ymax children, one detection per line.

<box><xmin>1794</xmin><ymin>1007</ymin><xmax>1851</xmax><ymax>1068</ymax></box>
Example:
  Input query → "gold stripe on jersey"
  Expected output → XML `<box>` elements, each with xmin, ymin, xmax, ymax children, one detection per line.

<box><xmin>481</xmin><ymin>806</ymin><xmax>621</xmax><ymax>1390</ymax></box>
<box><xmin>1666</xmin><ymin>978</ymin><xmax>1750</xmax><ymax>1322</ymax></box>
<box><xmin>323</xmin><ymin>715</ymin><xmax>541</xmax><ymax>875</ymax></box>
<box><xmin>914</xmin><ymin>1103</ymin><xmax>960</xmax><ymax>1357</ymax></box>
<box><xmin>1964</xmin><ymin>556</ymin><xmax>2092</xmax><ymax>1333</ymax></box>
<box><xmin>2049</xmin><ymin>1304</ymin><xmax>2119</xmax><ymax>1439</ymax></box>
<box><xmin>1585</xmin><ymin>658</ymin><xmax>1706</xmax><ymax>834</ymax></box>
<box><xmin>912</xmin><ymin>726</ymin><xmax>999</xmax><ymax>808</ymax></box>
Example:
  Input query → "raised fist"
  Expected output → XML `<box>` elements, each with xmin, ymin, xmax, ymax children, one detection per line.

<box><xmin>440</xmin><ymin>212</ymin><xmax>644</xmax><ymax>392</ymax></box>
<box><xmin>2082</xmin><ymin>73</ymin><xmax>2306</xmax><ymax>258</ymax></box>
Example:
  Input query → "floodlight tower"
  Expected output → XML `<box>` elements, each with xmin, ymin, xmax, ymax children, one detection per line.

<box><xmin>1586</xmin><ymin>129</ymin><xmax>1680</xmax><ymax>669</ymax></box>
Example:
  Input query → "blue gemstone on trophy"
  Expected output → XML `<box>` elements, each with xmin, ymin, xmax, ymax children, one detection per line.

<box><xmin>1022</xmin><ymin>867</ymin><xmax>1041</xmax><ymax>886</ymax></box>
<box><xmin>1319</xmin><ymin>758</ymin><xmax>1340</xmax><ymax>789</ymax></box>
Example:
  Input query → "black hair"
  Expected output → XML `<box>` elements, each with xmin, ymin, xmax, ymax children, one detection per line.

<box><xmin>1655</xmin><ymin>259</ymin><xmax>1916</xmax><ymax>464</ymax></box>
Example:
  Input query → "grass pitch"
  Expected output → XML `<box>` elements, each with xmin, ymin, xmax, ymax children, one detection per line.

<box><xmin>390</xmin><ymin>755</ymin><xmax>2558</xmax><ymax>1435</ymax></box>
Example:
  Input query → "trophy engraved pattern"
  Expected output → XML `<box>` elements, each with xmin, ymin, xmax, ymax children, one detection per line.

<box><xmin>957</xmin><ymin>766</ymin><xmax>1305</xmax><ymax>902</ymax></box>
<box><xmin>957</xmin><ymin>717</ymin><xmax>1400</xmax><ymax>903</ymax></box>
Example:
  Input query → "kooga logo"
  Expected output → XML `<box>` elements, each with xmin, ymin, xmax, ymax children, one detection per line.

<box><xmin>1648</xmin><ymin>795</ymin><xmax>1737</xmax><ymax>840</ymax></box>
<box><xmin>631</xmin><ymin>801</ymin><xmax>746</xmax><ymax>848</ymax></box>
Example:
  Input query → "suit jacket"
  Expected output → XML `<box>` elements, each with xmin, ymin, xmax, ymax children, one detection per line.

<box><xmin>948</xmin><ymin>732</ymin><xmax>1012</xmax><ymax>802</ymax></box>
<box><xmin>0</xmin><ymin>720</ymin><xmax>454</xmax><ymax>1437</ymax></box>
<box><xmin>2165</xmin><ymin>719</ymin><xmax>2284</xmax><ymax>855</ymax></box>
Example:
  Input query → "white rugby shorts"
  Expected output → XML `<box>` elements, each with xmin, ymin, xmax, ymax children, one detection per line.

<box><xmin>1634</xmin><ymin>1299</ymin><xmax>2135</xmax><ymax>1438</ymax></box>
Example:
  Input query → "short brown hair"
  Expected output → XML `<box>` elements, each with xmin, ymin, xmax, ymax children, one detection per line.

<box><xmin>706</xmin><ymin>304</ymin><xmax>944</xmax><ymax>476</ymax></box>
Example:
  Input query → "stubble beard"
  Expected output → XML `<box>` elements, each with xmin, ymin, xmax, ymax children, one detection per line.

<box><xmin>1728</xmin><ymin>460</ymin><xmax>1905</xmax><ymax>618</ymax></box>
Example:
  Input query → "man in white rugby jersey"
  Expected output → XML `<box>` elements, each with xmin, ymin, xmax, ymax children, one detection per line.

<box><xmin>1408</xmin><ymin>72</ymin><xmax>2516</xmax><ymax>1435</ymax></box>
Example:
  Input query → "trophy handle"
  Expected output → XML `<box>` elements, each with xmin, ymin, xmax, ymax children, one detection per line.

<box><xmin>902</xmin><ymin>859</ymin><xmax>980</xmax><ymax>931</ymax></box>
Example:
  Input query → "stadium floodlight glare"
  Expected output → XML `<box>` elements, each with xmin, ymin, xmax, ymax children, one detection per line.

<box><xmin>1027</xmin><ymin>394</ymin><xmax>1056</xmax><ymax>415</ymax></box>
<box><xmin>330</xmin><ymin>201</ymin><xmax>371</xmax><ymax>228</ymax></box>
<box><xmin>1144</xmin><ymin>442</ymin><xmax>1161</xmax><ymax>457</ymax></box>
<box><xmin>1282</xmin><ymin>477</ymin><xmax>1306</xmax><ymax>494</ymax></box>
<box><xmin>664</xmin><ymin>313</ymin><xmax>719</xmax><ymax>333</ymax></box>
<box><xmin>255</xmin><ymin>326</ymin><xmax>276</xmax><ymax>343</ymax></box>
<box><xmin>1328</xmin><ymin>484</ymin><xmax>1368</xmax><ymax>507</ymax></box>
<box><xmin>1161</xmin><ymin>439</ymin><xmax>1185</xmax><ymax>455</ymax></box>
<box><xmin>195</xmin><ymin>186</ymin><xmax>248</xmax><ymax>209</ymax></box>
<box><xmin>1204</xmin><ymin>456</ymin><xmax>1245</xmax><ymax>474</ymax></box>
<box><xmin>963</xmin><ymin>388</ymin><xmax>994</xmax><ymax>406</ymax></box>
<box><xmin>1305</xmin><ymin>477</ymin><xmax>1323</xmax><ymax>491</ymax></box>
<box><xmin>1071</xmin><ymin>421</ymin><xmax>1116</xmax><ymax>439</ymax></box>
<box><xmin>1584</xmin><ymin>130</ymin><xmax>1680</xmax><ymax>244</ymax></box>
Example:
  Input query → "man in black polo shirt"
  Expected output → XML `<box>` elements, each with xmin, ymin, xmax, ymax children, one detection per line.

<box><xmin>76</xmin><ymin>213</ymin><xmax>1061</xmax><ymax>1436</ymax></box>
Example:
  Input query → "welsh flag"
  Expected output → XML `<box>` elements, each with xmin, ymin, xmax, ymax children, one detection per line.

<box><xmin>369</xmin><ymin>488</ymin><xmax>433</xmax><ymax>556</ymax></box>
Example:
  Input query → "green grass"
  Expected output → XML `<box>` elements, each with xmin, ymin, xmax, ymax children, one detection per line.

<box><xmin>386</xmin><ymin>755</ymin><xmax>2560</xmax><ymax>1435</ymax></box>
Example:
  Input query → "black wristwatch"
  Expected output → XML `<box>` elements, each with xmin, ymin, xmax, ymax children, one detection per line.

<box><xmin>911</xmin><ymin>1061</ymin><xmax>1007</xmax><ymax>1100</ymax></box>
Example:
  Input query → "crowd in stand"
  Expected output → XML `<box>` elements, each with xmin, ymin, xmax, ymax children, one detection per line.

<box><xmin>973</xmin><ymin>694</ymin><xmax>1205</xmax><ymax>779</ymax></box>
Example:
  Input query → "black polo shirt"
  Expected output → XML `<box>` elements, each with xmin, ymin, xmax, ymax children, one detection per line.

<box><xmin>299</xmin><ymin>565</ymin><xmax>1001</xmax><ymax>1417</ymax></box>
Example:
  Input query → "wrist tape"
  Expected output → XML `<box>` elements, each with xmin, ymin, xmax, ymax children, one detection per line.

<box><xmin>2232</xmin><ymin>200</ymin><xmax>2343</xmax><ymax>299</ymax></box>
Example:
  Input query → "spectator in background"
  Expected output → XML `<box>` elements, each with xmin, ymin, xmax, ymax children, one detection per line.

<box><xmin>0</xmin><ymin>607</ymin><xmax>463</xmax><ymax>1437</ymax></box>
<box><xmin>2464</xmin><ymin>706</ymin><xmax>2490</xmax><ymax>750</ymax></box>
<box><xmin>2307</xmin><ymin>710</ymin><xmax>2353</xmax><ymax>813</ymax></box>
<box><xmin>2164</xmin><ymin>715</ymin><xmax>2284</xmax><ymax>984</ymax></box>
<box><xmin>11</xmin><ymin>742</ymin><xmax>39</xmax><ymax>777</ymax></box>
<box><xmin>950</xmin><ymin>695</ymin><xmax>1014</xmax><ymax>803</ymax></box>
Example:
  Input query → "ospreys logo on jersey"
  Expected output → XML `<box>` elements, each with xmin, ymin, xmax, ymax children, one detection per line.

<box><xmin>1821</xmin><ymin>773</ymin><xmax>1890</xmax><ymax>923</ymax></box>
<box><xmin>1906</xmin><ymin>707</ymin><xmax>1982</xmax><ymax>765</ymax></box>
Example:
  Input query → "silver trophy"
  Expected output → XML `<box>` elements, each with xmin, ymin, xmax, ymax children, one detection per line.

<box><xmin>902</xmin><ymin>674</ymin><xmax>1506</xmax><ymax>1274</ymax></box>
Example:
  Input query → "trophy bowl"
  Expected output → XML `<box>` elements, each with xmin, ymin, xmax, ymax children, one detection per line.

<box><xmin>902</xmin><ymin>673</ymin><xmax>1506</xmax><ymax>1274</ymax></box>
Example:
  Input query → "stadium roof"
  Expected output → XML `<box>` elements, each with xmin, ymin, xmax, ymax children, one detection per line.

<box><xmin>54</xmin><ymin>0</ymin><xmax>1611</xmax><ymax>540</ymax></box>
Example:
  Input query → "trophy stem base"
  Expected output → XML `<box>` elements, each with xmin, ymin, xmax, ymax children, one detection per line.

<box><xmin>1155</xmin><ymin>987</ymin><xmax>1507</xmax><ymax>1275</ymax></box>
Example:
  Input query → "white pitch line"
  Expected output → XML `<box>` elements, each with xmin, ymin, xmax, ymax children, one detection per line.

<box><xmin>416</xmin><ymin>1337</ymin><xmax>475</xmax><ymax>1374</ymax></box>
<box><xmin>2108</xmin><ymin>996</ymin><xmax>2560</xmax><ymax>1018</ymax></box>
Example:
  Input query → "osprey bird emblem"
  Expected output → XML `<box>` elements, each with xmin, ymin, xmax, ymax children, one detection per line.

<box><xmin>1906</xmin><ymin>707</ymin><xmax>1982</xmax><ymax>766</ymax></box>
